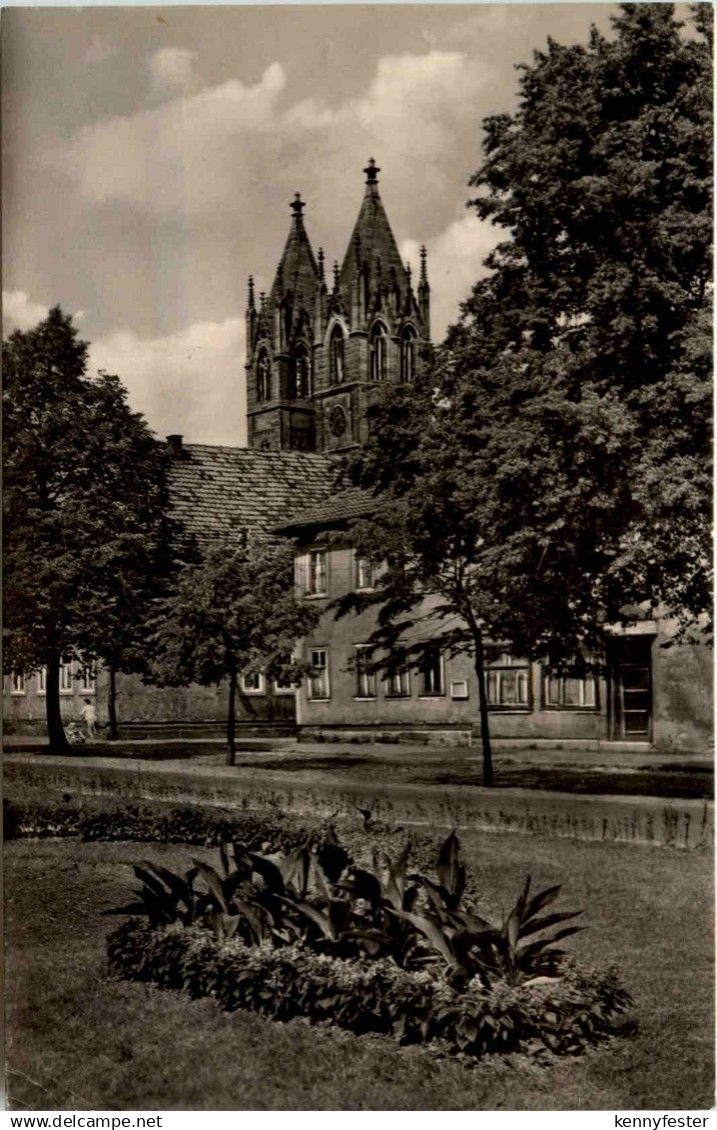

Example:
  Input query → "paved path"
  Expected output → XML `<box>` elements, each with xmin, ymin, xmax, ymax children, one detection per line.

<box><xmin>4</xmin><ymin>734</ymin><xmax>712</xmax><ymax>770</ymax></box>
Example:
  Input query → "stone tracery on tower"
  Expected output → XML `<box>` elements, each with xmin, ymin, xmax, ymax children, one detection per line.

<box><xmin>246</xmin><ymin>160</ymin><xmax>430</xmax><ymax>453</ymax></box>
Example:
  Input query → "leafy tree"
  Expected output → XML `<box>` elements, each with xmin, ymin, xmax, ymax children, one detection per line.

<box><xmin>3</xmin><ymin>307</ymin><xmax>176</xmax><ymax>751</ymax></box>
<box><xmin>149</xmin><ymin>539</ymin><xmax>320</xmax><ymax>765</ymax></box>
<box><xmin>341</xmin><ymin>4</ymin><xmax>712</xmax><ymax>784</ymax></box>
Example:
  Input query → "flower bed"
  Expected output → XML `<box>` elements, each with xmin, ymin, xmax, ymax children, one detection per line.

<box><xmin>105</xmin><ymin>830</ymin><xmax>634</xmax><ymax>1060</ymax></box>
<box><xmin>108</xmin><ymin>919</ymin><xmax>633</xmax><ymax>1058</ymax></box>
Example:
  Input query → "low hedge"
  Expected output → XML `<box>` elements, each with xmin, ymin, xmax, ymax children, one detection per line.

<box><xmin>108</xmin><ymin>918</ymin><xmax>633</xmax><ymax>1059</ymax></box>
<box><xmin>3</xmin><ymin>799</ymin><xmax>310</xmax><ymax>852</ymax></box>
<box><xmin>2</xmin><ymin>798</ymin><xmax>441</xmax><ymax>872</ymax></box>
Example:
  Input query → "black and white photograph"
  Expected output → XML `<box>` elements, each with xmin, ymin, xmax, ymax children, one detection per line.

<box><xmin>2</xmin><ymin>0</ymin><xmax>713</xmax><ymax>1114</ymax></box>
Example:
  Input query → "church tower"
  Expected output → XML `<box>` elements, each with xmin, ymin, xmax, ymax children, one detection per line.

<box><xmin>246</xmin><ymin>192</ymin><xmax>320</xmax><ymax>451</ymax></box>
<box><xmin>246</xmin><ymin>160</ymin><xmax>430</xmax><ymax>452</ymax></box>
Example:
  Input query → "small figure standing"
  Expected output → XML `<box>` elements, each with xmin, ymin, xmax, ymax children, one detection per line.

<box><xmin>80</xmin><ymin>698</ymin><xmax>97</xmax><ymax>740</ymax></box>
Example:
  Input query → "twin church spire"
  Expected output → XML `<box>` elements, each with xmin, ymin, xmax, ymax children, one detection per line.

<box><xmin>246</xmin><ymin>160</ymin><xmax>430</xmax><ymax>453</ymax></box>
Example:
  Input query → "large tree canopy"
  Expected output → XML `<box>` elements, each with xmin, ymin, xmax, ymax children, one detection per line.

<box><xmin>341</xmin><ymin>4</ymin><xmax>712</xmax><ymax>782</ymax></box>
<box><xmin>460</xmin><ymin>1</ymin><xmax>712</xmax><ymax>631</ymax></box>
<box><xmin>3</xmin><ymin>306</ymin><xmax>176</xmax><ymax>750</ymax></box>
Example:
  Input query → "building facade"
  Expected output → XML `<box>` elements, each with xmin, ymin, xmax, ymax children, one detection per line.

<box><xmin>278</xmin><ymin>505</ymin><xmax>713</xmax><ymax>752</ymax></box>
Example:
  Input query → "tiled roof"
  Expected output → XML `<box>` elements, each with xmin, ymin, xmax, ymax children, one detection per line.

<box><xmin>168</xmin><ymin>444</ymin><xmax>335</xmax><ymax>547</ymax></box>
<box><xmin>277</xmin><ymin>487</ymin><xmax>376</xmax><ymax>534</ymax></box>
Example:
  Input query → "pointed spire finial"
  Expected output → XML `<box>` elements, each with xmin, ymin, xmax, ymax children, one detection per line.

<box><xmin>290</xmin><ymin>192</ymin><xmax>305</xmax><ymax>221</ymax></box>
<box><xmin>332</xmin><ymin>260</ymin><xmax>340</xmax><ymax>292</ymax></box>
<box><xmin>318</xmin><ymin>247</ymin><xmax>325</xmax><ymax>282</ymax></box>
<box><xmin>420</xmin><ymin>244</ymin><xmax>428</xmax><ymax>283</ymax></box>
<box><xmin>247</xmin><ymin>275</ymin><xmax>255</xmax><ymax>310</ymax></box>
<box><xmin>364</xmin><ymin>157</ymin><xmax>380</xmax><ymax>187</ymax></box>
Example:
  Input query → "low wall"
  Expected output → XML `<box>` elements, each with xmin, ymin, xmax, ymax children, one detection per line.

<box><xmin>5</xmin><ymin>754</ymin><xmax>712</xmax><ymax>851</ymax></box>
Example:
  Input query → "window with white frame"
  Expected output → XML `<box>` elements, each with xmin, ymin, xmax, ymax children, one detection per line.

<box><xmin>241</xmin><ymin>670</ymin><xmax>266</xmax><ymax>695</ymax></box>
<box><xmin>385</xmin><ymin>659</ymin><xmax>410</xmax><ymax>698</ymax></box>
<box><xmin>80</xmin><ymin>664</ymin><xmax>97</xmax><ymax>693</ymax></box>
<box><xmin>486</xmin><ymin>652</ymin><xmax>530</xmax><ymax>708</ymax></box>
<box><xmin>10</xmin><ymin>672</ymin><xmax>25</xmax><ymax>695</ymax></box>
<box><xmin>37</xmin><ymin>667</ymin><xmax>46</xmax><ymax>694</ymax></box>
<box><xmin>355</xmin><ymin>555</ymin><xmax>373</xmax><ymax>591</ymax></box>
<box><xmin>543</xmin><ymin>672</ymin><xmax>597</xmax><ymax>709</ymax></box>
<box><xmin>308</xmin><ymin>648</ymin><xmax>330</xmax><ymax>700</ymax></box>
<box><xmin>306</xmin><ymin>550</ymin><xmax>327</xmax><ymax>596</ymax></box>
<box><xmin>355</xmin><ymin>645</ymin><xmax>376</xmax><ymax>699</ymax></box>
<box><xmin>60</xmin><ymin>659</ymin><xmax>74</xmax><ymax>693</ymax></box>
<box><xmin>419</xmin><ymin>644</ymin><xmax>444</xmax><ymax>696</ymax></box>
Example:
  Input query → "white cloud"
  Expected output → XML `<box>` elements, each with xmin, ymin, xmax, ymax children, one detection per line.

<box><xmin>88</xmin><ymin>317</ymin><xmax>247</xmax><ymax>446</ymax></box>
<box><xmin>49</xmin><ymin>51</ymin><xmax>487</xmax><ymax>225</ymax></box>
<box><xmin>401</xmin><ymin>213</ymin><xmax>499</xmax><ymax>338</ymax></box>
<box><xmin>3</xmin><ymin>290</ymin><xmax>49</xmax><ymax>333</ymax></box>
<box><xmin>150</xmin><ymin>47</ymin><xmax>198</xmax><ymax>93</ymax></box>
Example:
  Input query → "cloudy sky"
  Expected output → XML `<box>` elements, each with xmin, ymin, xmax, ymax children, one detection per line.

<box><xmin>3</xmin><ymin>3</ymin><xmax>625</xmax><ymax>446</ymax></box>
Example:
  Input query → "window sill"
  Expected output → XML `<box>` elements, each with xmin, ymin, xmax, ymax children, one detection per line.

<box><xmin>541</xmin><ymin>705</ymin><xmax>598</xmax><ymax>712</ymax></box>
<box><xmin>353</xmin><ymin>696</ymin><xmax>377</xmax><ymax>702</ymax></box>
<box><xmin>10</xmin><ymin>692</ymin><xmax>26</xmax><ymax>697</ymax></box>
<box><xmin>418</xmin><ymin>693</ymin><xmax>445</xmax><ymax>699</ymax></box>
<box><xmin>308</xmin><ymin>696</ymin><xmax>331</xmax><ymax>702</ymax></box>
<box><xmin>304</xmin><ymin>592</ymin><xmax>328</xmax><ymax>600</ymax></box>
<box><xmin>487</xmin><ymin>706</ymin><xmax>531</xmax><ymax>713</ymax></box>
<box><xmin>60</xmin><ymin>690</ymin><xmax>75</xmax><ymax>696</ymax></box>
<box><xmin>384</xmin><ymin>693</ymin><xmax>411</xmax><ymax>700</ymax></box>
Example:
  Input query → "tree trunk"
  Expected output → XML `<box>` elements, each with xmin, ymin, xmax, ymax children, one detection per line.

<box><xmin>226</xmin><ymin>662</ymin><xmax>237</xmax><ymax>767</ymax></box>
<box><xmin>473</xmin><ymin>629</ymin><xmax>494</xmax><ymax>787</ymax></box>
<box><xmin>45</xmin><ymin>649</ymin><xmax>70</xmax><ymax>753</ymax></box>
<box><xmin>107</xmin><ymin>663</ymin><xmax>119</xmax><ymax>741</ymax></box>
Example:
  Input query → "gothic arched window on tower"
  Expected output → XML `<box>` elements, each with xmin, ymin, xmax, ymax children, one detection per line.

<box><xmin>329</xmin><ymin>325</ymin><xmax>345</xmax><ymax>385</ymax></box>
<box><xmin>370</xmin><ymin>321</ymin><xmax>388</xmax><ymax>383</ymax></box>
<box><xmin>290</xmin><ymin>344</ymin><xmax>311</xmax><ymax>399</ymax></box>
<box><xmin>256</xmin><ymin>350</ymin><xmax>271</xmax><ymax>402</ymax></box>
<box><xmin>400</xmin><ymin>325</ymin><xmax>417</xmax><ymax>383</ymax></box>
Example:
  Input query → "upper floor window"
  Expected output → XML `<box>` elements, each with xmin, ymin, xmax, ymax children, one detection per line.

<box><xmin>355</xmin><ymin>555</ymin><xmax>374</xmax><ymax>591</ymax></box>
<box><xmin>306</xmin><ymin>550</ymin><xmax>327</xmax><ymax>597</ymax></box>
<box><xmin>10</xmin><ymin>672</ymin><xmax>25</xmax><ymax>695</ymax></box>
<box><xmin>37</xmin><ymin>667</ymin><xmax>46</xmax><ymax>694</ymax></box>
<box><xmin>60</xmin><ymin>658</ymin><xmax>74</xmax><ymax>693</ymax></box>
<box><xmin>419</xmin><ymin>644</ymin><xmax>444</xmax><ymax>696</ymax></box>
<box><xmin>256</xmin><ymin>349</ymin><xmax>271</xmax><ymax>402</ymax></box>
<box><xmin>290</xmin><ymin>344</ymin><xmax>311</xmax><ymax>399</ymax></box>
<box><xmin>370</xmin><ymin>322</ymin><xmax>388</xmax><ymax>383</ymax></box>
<box><xmin>400</xmin><ymin>325</ymin><xmax>417</xmax><ymax>383</ymax></box>
<box><xmin>487</xmin><ymin>652</ymin><xmax>529</xmax><ymax>708</ymax></box>
<box><xmin>543</xmin><ymin>672</ymin><xmax>597</xmax><ymax>709</ymax></box>
<box><xmin>329</xmin><ymin>325</ymin><xmax>345</xmax><ymax>385</ymax></box>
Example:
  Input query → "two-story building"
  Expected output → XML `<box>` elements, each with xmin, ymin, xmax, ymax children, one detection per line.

<box><xmin>278</xmin><ymin>490</ymin><xmax>713</xmax><ymax>752</ymax></box>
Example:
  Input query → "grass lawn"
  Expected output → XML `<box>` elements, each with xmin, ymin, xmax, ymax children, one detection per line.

<box><xmin>5</xmin><ymin>831</ymin><xmax>713</xmax><ymax>1110</ymax></box>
